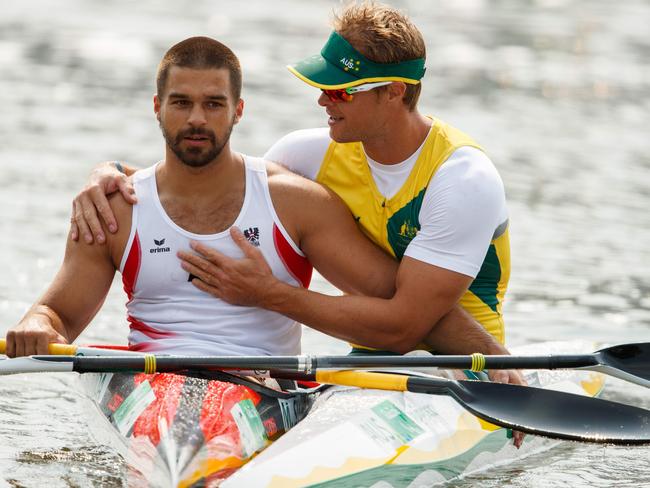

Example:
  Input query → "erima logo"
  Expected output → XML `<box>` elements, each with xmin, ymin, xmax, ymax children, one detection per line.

<box><xmin>243</xmin><ymin>227</ymin><xmax>260</xmax><ymax>247</ymax></box>
<box><xmin>150</xmin><ymin>238</ymin><xmax>171</xmax><ymax>254</ymax></box>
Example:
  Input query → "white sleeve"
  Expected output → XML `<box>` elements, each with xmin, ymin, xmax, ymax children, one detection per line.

<box><xmin>263</xmin><ymin>128</ymin><xmax>331</xmax><ymax>181</ymax></box>
<box><xmin>403</xmin><ymin>146</ymin><xmax>508</xmax><ymax>278</ymax></box>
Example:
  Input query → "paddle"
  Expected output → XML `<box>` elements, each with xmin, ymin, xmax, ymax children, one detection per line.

<box><xmin>0</xmin><ymin>354</ymin><xmax>649</xmax><ymax>445</ymax></box>
<box><xmin>3</xmin><ymin>340</ymin><xmax>647</xmax><ymax>387</ymax></box>
<box><xmin>292</xmin><ymin>369</ymin><xmax>650</xmax><ymax>446</ymax></box>
<box><xmin>0</xmin><ymin>340</ymin><xmax>142</xmax><ymax>357</ymax></box>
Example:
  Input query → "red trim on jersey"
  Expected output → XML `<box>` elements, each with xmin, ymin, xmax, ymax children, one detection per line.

<box><xmin>122</xmin><ymin>231</ymin><xmax>142</xmax><ymax>300</ymax></box>
<box><xmin>86</xmin><ymin>344</ymin><xmax>131</xmax><ymax>351</ymax></box>
<box><xmin>128</xmin><ymin>342</ymin><xmax>158</xmax><ymax>352</ymax></box>
<box><xmin>128</xmin><ymin>316</ymin><xmax>176</xmax><ymax>340</ymax></box>
<box><xmin>273</xmin><ymin>224</ymin><xmax>312</xmax><ymax>288</ymax></box>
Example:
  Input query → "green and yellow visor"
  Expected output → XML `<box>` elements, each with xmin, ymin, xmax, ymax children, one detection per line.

<box><xmin>287</xmin><ymin>31</ymin><xmax>426</xmax><ymax>90</ymax></box>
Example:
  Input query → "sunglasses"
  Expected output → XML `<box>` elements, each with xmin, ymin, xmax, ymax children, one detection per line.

<box><xmin>321</xmin><ymin>81</ymin><xmax>393</xmax><ymax>102</ymax></box>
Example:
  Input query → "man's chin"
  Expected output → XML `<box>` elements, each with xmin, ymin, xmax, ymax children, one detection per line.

<box><xmin>180</xmin><ymin>157</ymin><xmax>215</xmax><ymax>168</ymax></box>
<box><xmin>175</xmin><ymin>147</ymin><xmax>220</xmax><ymax>168</ymax></box>
<box><xmin>329</xmin><ymin>128</ymin><xmax>360</xmax><ymax>144</ymax></box>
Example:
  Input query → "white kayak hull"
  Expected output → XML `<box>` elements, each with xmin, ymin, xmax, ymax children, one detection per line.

<box><xmin>78</xmin><ymin>341</ymin><xmax>605</xmax><ymax>487</ymax></box>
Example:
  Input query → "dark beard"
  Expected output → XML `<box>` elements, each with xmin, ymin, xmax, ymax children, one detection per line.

<box><xmin>160</xmin><ymin>119</ymin><xmax>234</xmax><ymax>168</ymax></box>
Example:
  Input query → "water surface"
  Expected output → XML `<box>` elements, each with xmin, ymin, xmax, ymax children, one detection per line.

<box><xmin>1</xmin><ymin>0</ymin><xmax>649</xmax><ymax>486</ymax></box>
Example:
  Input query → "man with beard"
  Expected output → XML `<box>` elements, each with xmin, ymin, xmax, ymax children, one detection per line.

<box><xmin>5</xmin><ymin>36</ymin><xmax>401</xmax><ymax>357</ymax></box>
<box><xmin>67</xmin><ymin>6</ymin><xmax>518</xmax><ymax>365</ymax></box>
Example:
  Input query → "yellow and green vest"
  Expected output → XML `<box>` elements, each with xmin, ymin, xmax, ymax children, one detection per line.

<box><xmin>316</xmin><ymin>118</ymin><xmax>510</xmax><ymax>347</ymax></box>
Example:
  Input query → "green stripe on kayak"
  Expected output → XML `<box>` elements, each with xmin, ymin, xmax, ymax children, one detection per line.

<box><xmin>306</xmin><ymin>429</ymin><xmax>518</xmax><ymax>487</ymax></box>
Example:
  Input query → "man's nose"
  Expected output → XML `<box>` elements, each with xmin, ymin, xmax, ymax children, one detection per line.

<box><xmin>318</xmin><ymin>91</ymin><xmax>332</xmax><ymax>107</ymax></box>
<box><xmin>188</xmin><ymin>104</ymin><xmax>207</xmax><ymax>126</ymax></box>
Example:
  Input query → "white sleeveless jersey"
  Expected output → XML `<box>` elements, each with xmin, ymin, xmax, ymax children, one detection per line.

<box><xmin>119</xmin><ymin>156</ymin><xmax>312</xmax><ymax>356</ymax></box>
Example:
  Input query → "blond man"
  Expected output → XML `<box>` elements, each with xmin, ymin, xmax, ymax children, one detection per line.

<box><xmin>181</xmin><ymin>2</ymin><xmax>513</xmax><ymax>359</ymax></box>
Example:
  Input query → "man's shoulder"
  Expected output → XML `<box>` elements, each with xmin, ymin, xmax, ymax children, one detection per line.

<box><xmin>266</xmin><ymin>160</ymin><xmax>325</xmax><ymax>195</ymax></box>
<box><xmin>106</xmin><ymin>191</ymin><xmax>134</xmax><ymax>240</ymax></box>
<box><xmin>423</xmin><ymin>146</ymin><xmax>505</xmax><ymax>220</ymax></box>
<box><xmin>107</xmin><ymin>190</ymin><xmax>135</xmax><ymax>215</ymax></box>
<box><xmin>269</xmin><ymin>128</ymin><xmax>331</xmax><ymax>150</ymax></box>
<box><xmin>263</xmin><ymin>158</ymin><xmax>345</xmax><ymax>244</ymax></box>
<box><xmin>265</xmin><ymin>159</ymin><xmax>342</xmax><ymax>224</ymax></box>
<box><xmin>439</xmin><ymin>146</ymin><xmax>501</xmax><ymax>182</ymax></box>
<box><xmin>264</xmin><ymin>128</ymin><xmax>332</xmax><ymax>180</ymax></box>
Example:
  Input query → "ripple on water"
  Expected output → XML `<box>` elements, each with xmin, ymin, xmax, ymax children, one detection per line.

<box><xmin>10</xmin><ymin>445</ymin><xmax>126</xmax><ymax>488</ymax></box>
<box><xmin>454</xmin><ymin>442</ymin><xmax>650</xmax><ymax>488</ymax></box>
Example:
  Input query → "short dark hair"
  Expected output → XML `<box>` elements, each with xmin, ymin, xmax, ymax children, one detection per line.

<box><xmin>156</xmin><ymin>36</ymin><xmax>242</xmax><ymax>100</ymax></box>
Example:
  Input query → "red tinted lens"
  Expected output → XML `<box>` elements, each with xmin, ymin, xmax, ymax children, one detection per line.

<box><xmin>322</xmin><ymin>89</ymin><xmax>352</xmax><ymax>102</ymax></box>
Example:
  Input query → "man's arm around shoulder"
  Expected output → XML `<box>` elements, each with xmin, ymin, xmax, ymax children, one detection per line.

<box><xmin>71</xmin><ymin>161</ymin><xmax>139</xmax><ymax>244</ymax></box>
<box><xmin>266</xmin><ymin>163</ymin><xmax>398</xmax><ymax>299</ymax></box>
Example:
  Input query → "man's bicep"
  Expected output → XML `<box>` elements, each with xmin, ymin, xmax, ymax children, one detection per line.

<box><xmin>300</xmin><ymin>192</ymin><xmax>398</xmax><ymax>298</ymax></box>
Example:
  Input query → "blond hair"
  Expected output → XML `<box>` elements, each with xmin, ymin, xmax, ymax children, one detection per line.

<box><xmin>333</xmin><ymin>1</ymin><xmax>425</xmax><ymax>110</ymax></box>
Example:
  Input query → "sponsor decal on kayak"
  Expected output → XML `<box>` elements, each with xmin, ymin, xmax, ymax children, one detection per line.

<box><xmin>112</xmin><ymin>379</ymin><xmax>157</xmax><ymax>436</ymax></box>
<box><xmin>352</xmin><ymin>400</ymin><xmax>426</xmax><ymax>451</ymax></box>
<box><xmin>231</xmin><ymin>399</ymin><xmax>268</xmax><ymax>457</ymax></box>
<box><xmin>371</xmin><ymin>400</ymin><xmax>425</xmax><ymax>443</ymax></box>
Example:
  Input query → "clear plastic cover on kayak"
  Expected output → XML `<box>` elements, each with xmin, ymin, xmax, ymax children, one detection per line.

<box><xmin>79</xmin><ymin>372</ymin><xmax>319</xmax><ymax>487</ymax></box>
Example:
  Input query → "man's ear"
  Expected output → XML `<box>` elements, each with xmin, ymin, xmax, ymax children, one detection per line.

<box><xmin>153</xmin><ymin>94</ymin><xmax>161</xmax><ymax>121</ymax></box>
<box><xmin>386</xmin><ymin>82</ymin><xmax>407</xmax><ymax>102</ymax></box>
<box><xmin>233</xmin><ymin>98</ymin><xmax>244</xmax><ymax>125</ymax></box>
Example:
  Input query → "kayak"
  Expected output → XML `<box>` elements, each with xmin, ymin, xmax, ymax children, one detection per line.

<box><xmin>75</xmin><ymin>341</ymin><xmax>606</xmax><ymax>487</ymax></box>
<box><xmin>79</xmin><ymin>370</ymin><xmax>322</xmax><ymax>487</ymax></box>
<box><xmin>224</xmin><ymin>342</ymin><xmax>605</xmax><ymax>487</ymax></box>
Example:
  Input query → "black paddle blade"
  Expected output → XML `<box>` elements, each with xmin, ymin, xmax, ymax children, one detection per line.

<box><xmin>408</xmin><ymin>377</ymin><xmax>650</xmax><ymax>445</ymax></box>
<box><xmin>597</xmin><ymin>343</ymin><xmax>650</xmax><ymax>384</ymax></box>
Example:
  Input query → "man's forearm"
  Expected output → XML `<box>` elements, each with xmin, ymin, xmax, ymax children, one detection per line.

<box><xmin>262</xmin><ymin>280</ymin><xmax>507</xmax><ymax>356</ymax></box>
<box><xmin>262</xmin><ymin>281</ymin><xmax>445</xmax><ymax>353</ymax></box>
<box><xmin>423</xmin><ymin>305</ymin><xmax>508</xmax><ymax>355</ymax></box>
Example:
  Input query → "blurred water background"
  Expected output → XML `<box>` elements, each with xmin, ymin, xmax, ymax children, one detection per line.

<box><xmin>1</xmin><ymin>0</ymin><xmax>649</xmax><ymax>486</ymax></box>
